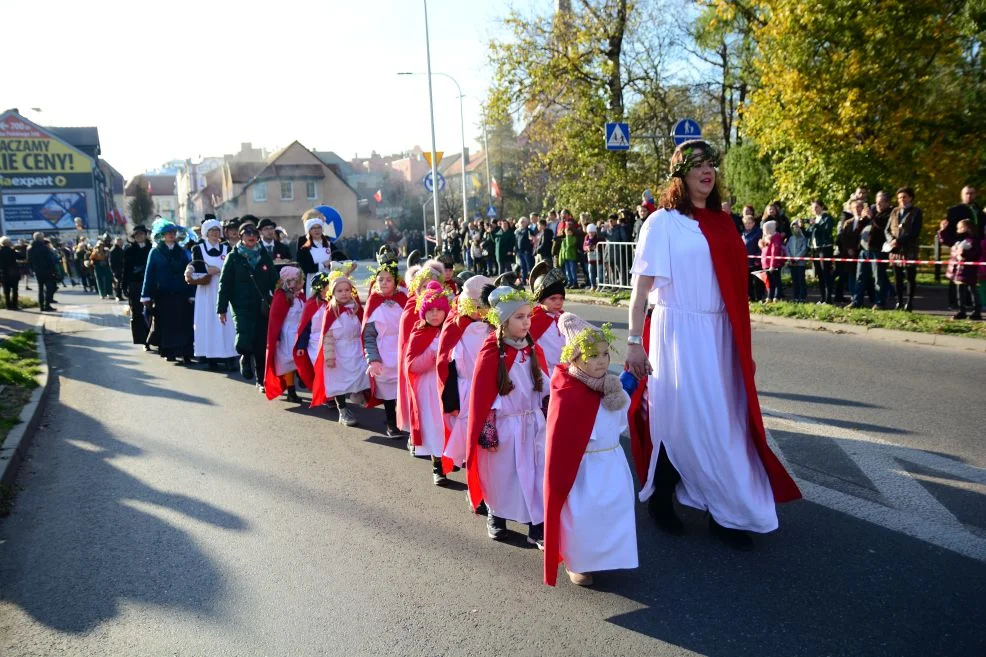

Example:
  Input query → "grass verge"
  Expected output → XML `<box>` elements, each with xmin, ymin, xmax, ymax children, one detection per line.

<box><xmin>0</xmin><ymin>330</ymin><xmax>41</xmax><ymax>447</ymax></box>
<box><xmin>750</xmin><ymin>301</ymin><xmax>986</xmax><ymax>339</ymax></box>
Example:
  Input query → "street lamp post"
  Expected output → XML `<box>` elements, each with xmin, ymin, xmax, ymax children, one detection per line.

<box><xmin>397</xmin><ymin>68</ymin><xmax>469</xmax><ymax>237</ymax></box>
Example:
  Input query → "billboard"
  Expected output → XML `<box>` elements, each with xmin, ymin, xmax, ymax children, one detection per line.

<box><xmin>0</xmin><ymin>113</ymin><xmax>94</xmax><ymax>185</ymax></box>
<box><xmin>2</xmin><ymin>192</ymin><xmax>88</xmax><ymax>232</ymax></box>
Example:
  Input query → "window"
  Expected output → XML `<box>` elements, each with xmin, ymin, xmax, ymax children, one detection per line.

<box><xmin>252</xmin><ymin>182</ymin><xmax>267</xmax><ymax>202</ymax></box>
<box><xmin>280</xmin><ymin>181</ymin><xmax>294</xmax><ymax>201</ymax></box>
<box><xmin>306</xmin><ymin>181</ymin><xmax>317</xmax><ymax>200</ymax></box>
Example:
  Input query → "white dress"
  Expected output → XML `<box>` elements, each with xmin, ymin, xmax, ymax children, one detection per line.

<box><xmin>536</xmin><ymin>312</ymin><xmax>565</xmax><ymax>378</ymax></box>
<box><xmin>631</xmin><ymin>209</ymin><xmax>777</xmax><ymax>533</ymax></box>
<box><xmin>192</xmin><ymin>242</ymin><xmax>237</xmax><ymax>359</ymax></box>
<box><xmin>366</xmin><ymin>300</ymin><xmax>403</xmax><ymax>400</ymax></box>
<box><xmin>477</xmin><ymin>354</ymin><xmax>549</xmax><ymax>525</ymax></box>
<box><xmin>559</xmin><ymin>391</ymin><xmax>638</xmax><ymax>574</ymax></box>
<box><xmin>309</xmin><ymin>307</ymin><xmax>371</xmax><ymax>399</ymax></box>
<box><xmin>274</xmin><ymin>295</ymin><xmax>304</xmax><ymax>376</ymax></box>
<box><xmin>411</xmin><ymin>334</ymin><xmax>444</xmax><ymax>458</ymax></box>
<box><xmin>304</xmin><ymin>239</ymin><xmax>333</xmax><ymax>298</ymax></box>
<box><xmin>443</xmin><ymin>321</ymin><xmax>492</xmax><ymax>465</ymax></box>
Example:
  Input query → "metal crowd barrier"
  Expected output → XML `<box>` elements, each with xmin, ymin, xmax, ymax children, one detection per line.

<box><xmin>594</xmin><ymin>241</ymin><xmax>636</xmax><ymax>290</ymax></box>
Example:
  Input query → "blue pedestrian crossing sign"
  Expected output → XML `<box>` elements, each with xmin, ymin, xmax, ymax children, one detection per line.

<box><xmin>672</xmin><ymin>119</ymin><xmax>701</xmax><ymax>146</ymax></box>
<box><xmin>486</xmin><ymin>204</ymin><xmax>497</xmax><ymax>219</ymax></box>
<box><xmin>423</xmin><ymin>171</ymin><xmax>446</xmax><ymax>193</ymax></box>
<box><xmin>605</xmin><ymin>122</ymin><xmax>630</xmax><ymax>151</ymax></box>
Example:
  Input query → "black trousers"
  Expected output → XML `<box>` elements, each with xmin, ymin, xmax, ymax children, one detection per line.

<box><xmin>236</xmin><ymin>310</ymin><xmax>268</xmax><ymax>380</ymax></box>
<box><xmin>35</xmin><ymin>275</ymin><xmax>56</xmax><ymax>308</ymax></box>
<box><xmin>383</xmin><ymin>398</ymin><xmax>397</xmax><ymax>428</ymax></box>
<box><xmin>812</xmin><ymin>247</ymin><xmax>834</xmax><ymax>302</ymax></box>
<box><xmin>2</xmin><ymin>279</ymin><xmax>18</xmax><ymax>309</ymax></box>
<box><xmin>128</xmin><ymin>281</ymin><xmax>149</xmax><ymax>344</ymax></box>
<box><xmin>894</xmin><ymin>265</ymin><xmax>917</xmax><ymax>307</ymax></box>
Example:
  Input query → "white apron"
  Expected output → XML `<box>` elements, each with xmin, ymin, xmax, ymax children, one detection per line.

<box><xmin>411</xmin><ymin>334</ymin><xmax>444</xmax><ymax>458</ymax></box>
<box><xmin>559</xmin><ymin>392</ymin><xmax>638</xmax><ymax>574</ymax></box>
<box><xmin>309</xmin><ymin>308</ymin><xmax>370</xmax><ymax>399</ymax></box>
<box><xmin>304</xmin><ymin>240</ymin><xmax>333</xmax><ymax>298</ymax></box>
<box><xmin>443</xmin><ymin>321</ymin><xmax>492</xmax><ymax>465</ymax></box>
<box><xmin>536</xmin><ymin>313</ymin><xmax>565</xmax><ymax>378</ymax></box>
<box><xmin>367</xmin><ymin>300</ymin><xmax>403</xmax><ymax>401</ymax></box>
<box><xmin>631</xmin><ymin>209</ymin><xmax>777</xmax><ymax>533</ymax></box>
<box><xmin>275</xmin><ymin>295</ymin><xmax>304</xmax><ymax>376</ymax></box>
<box><xmin>476</xmin><ymin>355</ymin><xmax>548</xmax><ymax>525</ymax></box>
<box><xmin>193</xmin><ymin>242</ymin><xmax>237</xmax><ymax>358</ymax></box>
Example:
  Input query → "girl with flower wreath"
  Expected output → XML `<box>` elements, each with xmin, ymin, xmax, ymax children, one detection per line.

<box><xmin>362</xmin><ymin>249</ymin><xmax>408</xmax><ymax>437</ymax></box>
<box><xmin>543</xmin><ymin>313</ymin><xmax>637</xmax><ymax>587</ymax></box>
<box><xmin>466</xmin><ymin>285</ymin><xmax>549</xmax><ymax>547</ymax></box>
<box><xmin>404</xmin><ymin>281</ymin><xmax>455</xmax><ymax>485</ymax></box>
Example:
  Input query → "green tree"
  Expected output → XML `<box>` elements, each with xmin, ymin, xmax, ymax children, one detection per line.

<box><xmin>722</xmin><ymin>141</ymin><xmax>776</xmax><ymax>211</ymax></box>
<box><xmin>127</xmin><ymin>175</ymin><xmax>155</xmax><ymax>226</ymax></box>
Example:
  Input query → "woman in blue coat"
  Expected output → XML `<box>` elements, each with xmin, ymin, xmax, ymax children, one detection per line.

<box><xmin>141</xmin><ymin>219</ymin><xmax>194</xmax><ymax>363</ymax></box>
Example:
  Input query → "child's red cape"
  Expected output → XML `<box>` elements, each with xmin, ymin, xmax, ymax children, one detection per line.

<box><xmin>361</xmin><ymin>289</ymin><xmax>408</xmax><ymax>408</ymax></box>
<box><xmin>309</xmin><ymin>301</ymin><xmax>364</xmax><ymax>409</ymax></box>
<box><xmin>403</xmin><ymin>321</ymin><xmax>442</xmax><ymax>448</ymax></box>
<box><xmin>436</xmin><ymin>311</ymin><xmax>479</xmax><ymax>473</ymax></box>
<box><xmin>543</xmin><ymin>363</ymin><xmax>602</xmax><ymax>586</ymax></box>
<box><xmin>529</xmin><ymin>305</ymin><xmax>557</xmax><ymax>341</ymax></box>
<box><xmin>264</xmin><ymin>288</ymin><xmax>306</xmax><ymax>400</ymax></box>
<box><xmin>465</xmin><ymin>333</ymin><xmax>547</xmax><ymax>512</ymax></box>
<box><xmin>291</xmin><ymin>296</ymin><xmax>321</xmax><ymax>390</ymax></box>
<box><xmin>396</xmin><ymin>293</ymin><xmax>418</xmax><ymax>430</ymax></box>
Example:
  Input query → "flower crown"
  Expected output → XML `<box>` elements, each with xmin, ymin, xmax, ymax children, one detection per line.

<box><xmin>365</xmin><ymin>261</ymin><xmax>402</xmax><ymax>289</ymax></box>
<box><xmin>416</xmin><ymin>286</ymin><xmax>455</xmax><ymax>312</ymax></box>
<box><xmin>670</xmin><ymin>144</ymin><xmax>721</xmax><ymax>179</ymax></box>
<box><xmin>410</xmin><ymin>266</ymin><xmax>440</xmax><ymax>293</ymax></box>
<box><xmin>457</xmin><ymin>295</ymin><xmax>487</xmax><ymax>318</ymax></box>
<box><xmin>485</xmin><ymin>289</ymin><xmax>535</xmax><ymax>327</ymax></box>
<box><xmin>560</xmin><ymin>322</ymin><xmax>617</xmax><ymax>363</ymax></box>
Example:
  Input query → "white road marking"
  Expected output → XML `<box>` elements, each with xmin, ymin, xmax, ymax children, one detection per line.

<box><xmin>763</xmin><ymin>408</ymin><xmax>986</xmax><ymax>562</ymax></box>
<box><xmin>59</xmin><ymin>305</ymin><xmax>91</xmax><ymax>321</ymax></box>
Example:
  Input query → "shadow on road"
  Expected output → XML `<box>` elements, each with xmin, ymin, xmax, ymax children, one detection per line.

<box><xmin>760</xmin><ymin>390</ymin><xmax>885</xmax><ymax>409</ymax></box>
<box><xmin>0</xmin><ymin>385</ymin><xmax>247</xmax><ymax>634</ymax></box>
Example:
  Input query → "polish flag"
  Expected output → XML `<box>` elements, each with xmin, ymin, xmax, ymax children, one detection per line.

<box><xmin>373</xmin><ymin>189</ymin><xmax>383</xmax><ymax>203</ymax></box>
<box><xmin>491</xmin><ymin>177</ymin><xmax>501</xmax><ymax>199</ymax></box>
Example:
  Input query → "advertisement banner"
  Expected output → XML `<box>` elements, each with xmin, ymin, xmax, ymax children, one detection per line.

<box><xmin>2</xmin><ymin>192</ymin><xmax>88</xmax><ymax>232</ymax></box>
<box><xmin>0</xmin><ymin>113</ymin><xmax>94</xmax><ymax>177</ymax></box>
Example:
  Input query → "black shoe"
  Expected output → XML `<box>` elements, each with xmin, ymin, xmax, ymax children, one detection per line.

<box><xmin>527</xmin><ymin>522</ymin><xmax>544</xmax><ymax>550</ymax></box>
<box><xmin>971</xmin><ymin>311</ymin><xmax>982</xmax><ymax>321</ymax></box>
<box><xmin>709</xmin><ymin>517</ymin><xmax>754</xmax><ymax>551</ymax></box>
<box><xmin>475</xmin><ymin>500</ymin><xmax>489</xmax><ymax>516</ymax></box>
<box><xmin>207</xmin><ymin>360</ymin><xmax>219</xmax><ymax>371</ymax></box>
<box><xmin>487</xmin><ymin>513</ymin><xmax>507</xmax><ymax>540</ymax></box>
<box><xmin>285</xmin><ymin>388</ymin><xmax>302</xmax><ymax>403</ymax></box>
<box><xmin>338</xmin><ymin>407</ymin><xmax>358</xmax><ymax>427</ymax></box>
<box><xmin>257</xmin><ymin>383</ymin><xmax>266</xmax><ymax>394</ymax></box>
<box><xmin>648</xmin><ymin>493</ymin><xmax>685</xmax><ymax>535</ymax></box>
<box><xmin>952</xmin><ymin>310</ymin><xmax>968</xmax><ymax>320</ymax></box>
<box><xmin>385</xmin><ymin>424</ymin><xmax>403</xmax><ymax>439</ymax></box>
<box><xmin>239</xmin><ymin>355</ymin><xmax>254</xmax><ymax>379</ymax></box>
<box><xmin>166</xmin><ymin>355</ymin><xmax>176</xmax><ymax>362</ymax></box>
<box><xmin>904</xmin><ymin>301</ymin><xmax>914</xmax><ymax>312</ymax></box>
<box><xmin>894</xmin><ymin>302</ymin><xmax>904</xmax><ymax>310</ymax></box>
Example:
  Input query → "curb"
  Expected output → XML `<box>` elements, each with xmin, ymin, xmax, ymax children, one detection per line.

<box><xmin>0</xmin><ymin>319</ymin><xmax>52</xmax><ymax>491</ymax></box>
<box><xmin>564</xmin><ymin>293</ymin><xmax>986</xmax><ymax>354</ymax></box>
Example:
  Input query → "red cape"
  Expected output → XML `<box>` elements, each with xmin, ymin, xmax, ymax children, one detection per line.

<box><xmin>396</xmin><ymin>293</ymin><xmax>418</xmax><ymax>430</ymax></box>
<box><xmin>264</xmin><ymin>288</ymin><xmax>306</xmax><ymax>400</ymax></box>
<box><xmin>436</xmin><ymin>312</ymin><xmax>479</xmax><ymax>473</ymax></box>
<box><xmin>310</xmin><ymin>301</ymin><xmax>364</xmax><ymax>409</ymax></box>
<box><xmin>292</xmin><ymin>297</ymin><xmax>322</xmax><ymax>389</ymax></box>
<box><xmin>361</xmin><ymin>289</ymin><xmax>408</xmax><ymax>408</ymax></box>
<box><xmin>543</xmin><ymin>364</ymin><xmax>602</xmax><ymax>586</ymax></box>
<box><xmin>529</xmin><ymin>305</ymin><xmax>556</xmax><ymax>341</ymax></box>
<box><xmin>403</xmin><ymin>321</ymin><xmax>443</xmax><ymax>448</ymax></box>
<box><xmin>465</xmin><ymin>333</ymin><xmax>548</xmax><ymax>512</ymax></box>
<box><xmin>444</xmin><ymin>279</ymin><xmax>460</xmax><ymax>296</ymax></box>
<box><xmin>694</xmin><ymin>207</ymin><xmax>801</xmax><ymax>503</ymax></box>
<box><xmin>626</xmin><ymin>312</ymin><xmax>652</xmax><ymax>483</ymax></box>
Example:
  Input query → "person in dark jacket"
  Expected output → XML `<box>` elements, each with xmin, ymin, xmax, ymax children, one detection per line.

<box><xmin>942</xmin><ymin>185</ymin><xmax>985</xmax><ymax>308</ymax></box>
<box><xmin>124</xmin><ymin>225</ymin><xmax>153</xmax><ymax>345</ymax></box>
<box><xmin>742</xmin><ymin>215</ymin><xmax>763</xmax><ymax>301</ymax></box>
<box><xmin>535</xmin><ymin>218</ymin><xmax>553</xmax><ymax>264</ymax></box>
<box><xmin>0</xmin><ymin>237</ymin><xmax>22</xmax><ymax>309</ymax></box>
<box><xmin>493</xmin><ymin>219</ymin><xmax>517</xmax><ymax>275</ymax></box>
<box><xmin>27</xmin><ymin>232</ymin><xmax>57</xmax><ymax>311</ymax></box>
<box><xmin>808</xmin><ymin>200</ymin><xmax>835</xmax><ymax>303</ymax></box>
<box><xmin>258</xmin><ymin>217</ymin><xmax>291</xmax><ymax>261</ymax></box>
<box><xmin>216</xmin><ymin>221</ymin><xmax>277</xmax><ymax>389</ymax></box>
<box><xmin>141</xmin><ymin>220</ymin><xmax>194</xmax><ymax>362</ymax></box>
<box><xmin>109</xmin><ymin>237</ymin><xmax>126</xmax><ymax>301</ymax></box>
<box><xmin>886</xmin><ymin>187</ymin><xmax>924</xmax><ymax>311</ymax></box>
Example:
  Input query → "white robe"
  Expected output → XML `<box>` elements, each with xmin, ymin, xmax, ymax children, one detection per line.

<box><xmin>536</xmin><ymin>313</ymin><xmax>565</xmax><ymax>378</ymax></box>
<box><xmin>308</xmin><ymin>308</ymin><xmax>370</xmax><ymax>399</ymax></box>
<box><xmin>631</xmin><ymin>209</ymin><xmax>777</xmax><ymax>533</ymax></box>
<box><xmin>477</xmin><ymin>355</ymin><xmax>549</xmax><ymax>525</ymax></box>
<box><xmin>304</xmin><ymin>239</ymin><xmax>333</xmax><ymax>298</ymax></box>
<box><xmin>192</xmin><ymin>242</ymin><xmax>237</xmax><ymax>358</ymax></box>
<box><xmin>366</xmin><ymin>301</ymin><xmax>403</xmax><ymax>401</ymax></box>
<box><xmin>559</xmin><ymin>391</ymin><xmax>638</xmax><ymax>574</ymax></box>
<box><xmin>443</xmin><ymin>321</ymin><xmax>492</xmax><ymax>465</ymax></box>
<box><xmin>274</xmin><ymin>295</ymin><xmax>304</xmax><ymax>376</ymax></box>
<box><xmin>410</xmin><ymin>334</ymin><xmax>444</xmax><ymax>458</ymax></box>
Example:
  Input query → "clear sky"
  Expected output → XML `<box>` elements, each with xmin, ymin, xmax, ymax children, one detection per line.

<box><xmin>4</xmin><ymin>0</ymin><xmax>534</xmax><ymax>179</ymax></box>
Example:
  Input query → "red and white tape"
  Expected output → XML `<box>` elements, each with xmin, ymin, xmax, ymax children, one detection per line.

<box><xmin>748</xmin><ymin>255</ymin><xmax>986</xmax><ymax>266</ymax></box>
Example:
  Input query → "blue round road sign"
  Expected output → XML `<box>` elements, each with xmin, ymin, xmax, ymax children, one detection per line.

<box><xmin>672</xmin><ymin>119</ymin><xmax>702</xmax><ymax>146</ymax></box>
<box><xmin>314</xmin><ymin>205</ymin><xmax>344</xmax><ymax>242</ymax></box>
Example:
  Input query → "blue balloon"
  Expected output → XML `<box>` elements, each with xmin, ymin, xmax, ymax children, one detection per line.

<box><xmin>314</xmin><ymin>205</ymin><xmax>344</xmax><ymax>242</ymax></box>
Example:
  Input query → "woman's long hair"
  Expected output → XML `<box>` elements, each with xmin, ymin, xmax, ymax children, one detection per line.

<box><xmin>495</xmin><ymin>325</ymin><xmax>543</xmax><ymax>396</ymax></box>
<box><xmin>659</xmin><ymin>140</ymin><xmax>723</xmax><ymax>216</ymax></box>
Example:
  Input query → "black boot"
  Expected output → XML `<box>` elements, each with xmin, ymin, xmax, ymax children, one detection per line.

<box><xmin>239</xmin><ymin>354</ymin><xmax>254</xmax><ymax>379</ymax></box>
<box><xmin>527</xmin><ymin>522</ymin><xmax>544</xmax><ymax>550</ymax></box>
<box><xmin>285</xmin><ymin>387</ymin><xmax>302</xmax><ymax>403</ymax></box>
<box><xmin>383</xmin><ymin>399</ymin><xmax>403</xmax><ymax>438</ymax></box>
<box><xmin>432</xmin><ymin>457</ymin><xmax>448</xmax><ymax>486</ymax></box>
<box><xmin>649</xmin><ymin>444</ymin><xmax>685</xmax><ymax>535</ymax></box>
<box><xmin>709</xmin><ymin>516</ymin><xmax>754</xmax><ymax>551</ymax></box>
<box><xmin>487</xmin><ymin>512</ymin><xmax>507</xmax><ymax>540</ymax></box>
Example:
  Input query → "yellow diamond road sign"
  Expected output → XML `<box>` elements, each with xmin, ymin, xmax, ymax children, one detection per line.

<box><xmin>423</xmin><ymin>151</ymin><xmax>443</xmax><ymax>168</ymax></box>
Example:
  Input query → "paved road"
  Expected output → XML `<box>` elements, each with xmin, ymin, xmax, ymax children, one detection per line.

<box><xmin>0</xmin><ymin>285</ymin><xmax>983</xmax><ymax>657</ymax></box>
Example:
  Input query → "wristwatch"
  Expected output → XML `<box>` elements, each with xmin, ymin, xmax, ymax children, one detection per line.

<box><xmin>627</xmin><ymin>335</ymin><xmax>643</xmax><ymax>346</ymax></box>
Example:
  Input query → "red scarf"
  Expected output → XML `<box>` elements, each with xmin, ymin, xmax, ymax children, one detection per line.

<box><xmin>403</xmin><ymin>321</ymin><xmax>443</xmax><ymax>447</ymax></box>
<box><xmin>465</xmin><ymin>333</ymin><xmax>548</xmax><ymax>512</ymax></box>
<box><xmin>264</xmin><ymin>287</ymin><xmax>306</xmax><ymax>399</ymax></box>
<box><xmin>310</xmin><ymin>301</ymin><xmax>364</xmax><ymax>408</ymax></box>
<box><xmin>543</xmin><ymin>364</ymin><xmax>602</xmax><ymax>586</ymax></box>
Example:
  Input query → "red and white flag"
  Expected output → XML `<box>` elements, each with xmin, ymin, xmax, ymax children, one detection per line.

<box><xmin>491</xmin><ymin>177</ymin><xmax>501</xmax><ymax>199</ymax></box>
<box><xmin>373</xmin><ymin>189</ymin><xmax>383</xmax><ymax>203</ymax></box>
